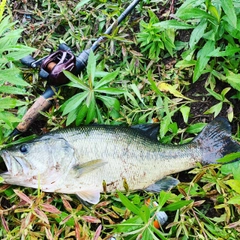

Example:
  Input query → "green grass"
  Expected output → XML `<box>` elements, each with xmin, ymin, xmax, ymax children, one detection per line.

<box><xmin>0</xmin><ymin>0</ymin><xmax>240</xmax><ymax>239</ymax></box>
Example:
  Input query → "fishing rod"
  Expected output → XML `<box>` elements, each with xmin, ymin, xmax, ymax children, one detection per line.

<box><xmin>11</xmin><ymin>0</ymin><xmax>140</xmax><ymax>137</ymax></box>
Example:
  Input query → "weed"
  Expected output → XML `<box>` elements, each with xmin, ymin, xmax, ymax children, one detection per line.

<box><xmin>0</xmin><ymin>16</ymin><xmax>35</xmax><ymax>144</ymax></box>
<box><xmin>158</xmin><ymin>0</ymin><xmax>240</xmax><ymax>86</ymax></box>
<box><xmin>61</xmin><ymin>51</ymin><xmax>126</xmax><ymax>125</ymax></box>
<box><xmin>137</xmin><ymin>10</ymin><xmax>175</xmax><ymax>60</ymax></box>
<box><xmin>204</xmin><ymin>87</ymin><xmax>233</xmax><ymax>121</ymax></box>
<box><xmin>0</xmin><ymin>0</ymin><xmax>240</xmax><ymax>239</ymax></box>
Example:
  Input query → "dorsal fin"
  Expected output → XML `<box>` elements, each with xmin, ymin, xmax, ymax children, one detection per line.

<box><xmin>131</xmin><ymin>123</ymin><xmax>160</xmax><ymax>141</ymax></box>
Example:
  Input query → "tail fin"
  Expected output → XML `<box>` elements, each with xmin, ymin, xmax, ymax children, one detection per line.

<box><xmin>192</xmin><ymin>117</ymin><xmax>240</xmax><ymax>165</ymax></box>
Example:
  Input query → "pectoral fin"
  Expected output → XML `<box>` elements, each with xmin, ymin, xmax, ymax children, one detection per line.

<box><xmin>145</xmin><ymin>176</ymin><xmax>179</xmax><ymax>192</ymax></box>
<box><xmin>73</xmin><ymin>159</ymin><xmax>107</xmax><ymax>175</ymax></box>
<box><xmin>76</xmin><ymin>189</ymin><xmax>100</xmax><ymax>204</ymax></box>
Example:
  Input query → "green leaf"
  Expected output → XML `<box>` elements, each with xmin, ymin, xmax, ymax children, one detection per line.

<box><xmin>117</xmin><ymin>191</ymin><xmax>140</xmax><ymax>215</ymax></box>
<box><xmin>87</xmin><ymin>50</ymin><xmax>96</xmax><ymax>87</ymax></box>
<box><xmin>0</xmin><ymin>97</ymin><xmax>26</xmax><ymax>109</ymax></box>
<box><xmin>0</xmin><ymin>16</ymin><xmax>15</xmax><ymax>36</ymax></box>
<box><xmin>218</xmin><ymin>152</ymin><xmax>240</xmax><ymax>164</ymax></box>
<box><xmin>0</xmin><ymin>68</ymin><xmax>30</xmax><ymax>86</ymax></box>
<box><xmin>177</xmin><ymin>8</ymin><xmax>217</xmax><ymax>22</ymax></box>
<box><xmin>75</xmin><ymin>104</ymin><xmax>88</xmax><ymax>126</ymax></box>
<box><xmin>0</xmin><ymin>86</ymin><xmax>27</xmax><ymax>95</ymax></box>
<box><xmin>130</xmin><ymin>84</ymin><xmax>145</xmax><ymax>105</ymax></box>
<box><xmin>96</xmin><ymin>87</ymin><xmax>126</xmax><ymax>95</ymax></box>
<box><xmin>162</xmin><ymin>200</ymin><xmax>193</xmax><ymax>211</ymax></box>
<box><xmin>4</xmin><ymin>187</ymin><xmax>15</xmax><ymax>197</ymax></box>
<box><xmin>163</xmin><ymin>29</ymin><xmax>175</xmax><ymax>56</ymax></box>
<box><xmin>208</xmin><ymin>4</ymin><xmax>220</xmax><ymax>23</ymax></box>
<box><xmin>141</xmin><ymin>228</ymin><xmax>157</xmax><ymax>240</ymax></box>
<box><xmin>95</xmin><ymin>71</ymin><xmax>109</xmax><ymax>78</ymax></box>
<box><xmin>228</xmin><ymin>195</ymin><xmax>240</xmax><ymax>204</ymax></box>
<box><xmin>95</xmin><ymin>104</ymin><xmax>104</xmax><ymax>123</ymax></box>
<box><xmin>221</xmin><ymin>87</ymin><xmax>231</xmax><ymax>97</ymax></box>
<box><xmin>220</xmin><ymin>0</ymin><xmax>237</xmax><ymax>28</ymax></box>
<box><xmin>151</xmin><ymin>225</ymin><xmax>168</xmax><ymax>240</ymax></box>
<box><xmin>148</xmin><ymin>10</ymin><xmax>159</xmax><ymax>24</ymax></box>
<box><xmin>3</xmin><ymin>135</ymin><xmax>36</xmax><ymax>148</ymax></box>
<box><xmin>193</xmin><ymin>40</ymin><xmax>215</xmax><ymax>82</ymax></box>
<box><xmin>154</xmin><ymin>20</ymin><xmax>194</xmax><ymax>30</ymax></box>
<box><xmin>125</xmin><ymin>91</ymin><xmax>141</xmax><ymax>108</ymax></box>
<box><xmin>175</xmin><ymin>60</ymin><xmax>196</xmax><ymax>68</ymax></box>
<box><xmin>114</xmin><ymin>215</ymin><xmax>143</xmax><ymax>233</ymax></box>
<box><xmin>85</xmin><ymin>97</ymin><xmax>96</xmax><ymax>124</ymax></box>
<box><xmin>55</xmin><ymin>212</ymin><xmax>75</xmax><ymax>226</ymax></box>
<box><xmin>189</xmin><ymin>20</ymin><xmax>208</xmax><ymax>49</ymax></box>
<box><xmin>0</xmin><ymin>111</ymin><xmax>21</xmax><ymax>129</ymax></box>
<box><xmin>138</xmin><ymin>111</ymin><xmax>154</xmax><ymax>124</ymax></box>
<box><xmin>222</xmin><ymin>20</ymin><xmax>240</xmax><ymax>39</ymax></box>
<box><xmin>208</xmin><ymin>46</ymin><xmax>240</xmax><ymax>57</ymax></box>
<box><xmin>97</xmin><ymin>95</ymin><xmax>120</xmax><ymax>110</ymax></box>
<box><xmin>95</xmin><ymin>70</ymin><xmax>119</xmax><ymax>89</ymax></box>
<box><xmin>186</xmin><ymin>123</ymin><xmax>206</xmax><ymax>134</ymax></box>
<box><xmin>75</xmin><ymin>0</ymin><xmax>91</xmax><ymax>10</ymax></box>
<box><xmin>0</xmin><ymin>176</ymin><xmax>4</xmax><ymax>183</ymax></box>
<box><xmin>206</xmin><ymin>88</ymin><xmax>223</xmax><ymax>101</ymax></box>
<box><xmin>3</xmin><ymin>45</ymin><xmax>36</xmax><ymax>61</ymax></box>
<box><xmin>64</xmin><ymin>71</ymin><xmax>89</xmax><ymax>91</ymax></box>
<box><xmin>158</xmin><ymin>191</ymin><xmax>171</xmax><ymax>209</ymax></box>
<box><xmin>160</xmin><ymin>116</ymin><xmax>171</xmax><ymax>139</ymax></box>
<box><xmin>147</xmin><ymin>71</ymin><xmax>164</xmax><ymax>96</ymax></box>
<box><xmin>225</xmin><ymin>179</ymin><xmax>240</xmax><ymax>194</ymax></box>
<box><xmin>62</xmin><ymin>92</ymin><xmax>88</xmax><ymax>115</ymax></box>
<box><xmin>139</xmin><ymin>205</ymin><xmax>150</xmax><ymax>223</ymax></box>
<box><xmin>204</xmin><ymin>102</ymin><xmax>223</xmax><ymax>117</ymax></box>
<box><xmin>180</xmin><ymin>105</ymin><xmax>190</xmax><ymax>123</ymax></box>
<box><xmin>221</xmin><ymin>159</ymin><xmax>240</xmax><ymax>180</ymax></box>
<box><xmin>224</xmin><ymin>70</ymin><xmax>240</xmax><ymax>91</ymax></box>
<box><xmin>66</xmin><ymin>108</ymin><xmax>78</xmax><ymax>126</ymax></box>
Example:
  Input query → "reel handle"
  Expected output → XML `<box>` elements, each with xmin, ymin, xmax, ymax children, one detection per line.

<box><xmin>20</xmin><ymin>55</ymin><xmax>36</xmax><ymax>68</ymax></box>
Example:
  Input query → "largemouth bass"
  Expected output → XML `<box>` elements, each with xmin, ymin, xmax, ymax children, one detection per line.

<box><xmin>0</xmin><ymin>117</ymin><xmax>239</xmax><ymax>204</ymax></box>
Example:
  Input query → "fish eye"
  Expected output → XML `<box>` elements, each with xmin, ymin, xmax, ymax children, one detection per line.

<box><xmin>19</xmin><ymin>144</ymin><xmax>28</xmax><ymax>153</ymax></box>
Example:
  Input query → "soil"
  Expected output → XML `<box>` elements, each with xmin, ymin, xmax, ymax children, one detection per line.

<box><xmin>184</xmin><ymin>78</ymin><xmax>240</xmax><ymax>134</ymax></box>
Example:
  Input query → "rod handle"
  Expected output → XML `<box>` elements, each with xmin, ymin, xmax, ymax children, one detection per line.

<box><xmin>16</xmin><ymin>96</ymin><xmax>51</xmax><ymax>133</ymax></box>
<box><xmin>15</xmin><ymin>87</ymin><xmax>55</xmax><ymax>133</ymax></box>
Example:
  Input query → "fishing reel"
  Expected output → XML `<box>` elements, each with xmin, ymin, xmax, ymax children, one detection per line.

<box><xmin>21</xmin><ymin>43</ymin><xmax>90</xmax><ymax>86</ymax></box>
<box><xmin>12</xmin><ymin>44</ymin><xmax>92</xmax><ymax>135</ymax></box>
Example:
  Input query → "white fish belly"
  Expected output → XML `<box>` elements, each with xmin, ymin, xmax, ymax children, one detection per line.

<box><xmin>57</xmin><ymin>131</ymin><xmax>201</xmax><ymax>193</ymax></box>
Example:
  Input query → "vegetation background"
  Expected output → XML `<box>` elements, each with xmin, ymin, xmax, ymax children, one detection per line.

<box><xmin>0</xmin><ymin>0</ymin><xmax>240</xmax><ymax>239</ymax></box>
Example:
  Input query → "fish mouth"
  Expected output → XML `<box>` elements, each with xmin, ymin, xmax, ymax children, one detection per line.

<box><xmin>0</xmin><ymin>150</ymin><xmax>10</xmax><ymax>174</ymax></box>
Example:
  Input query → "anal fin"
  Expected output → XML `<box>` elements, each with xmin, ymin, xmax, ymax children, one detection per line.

<box><xmin>145</xmin><ymin>176</ymin><xmax>179</xmax><ymax>192</ymax></box>
<box><xmin>76</xmin><ymin>189</ymin><xmax>100</xmax><ymax>205</ymax></box>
